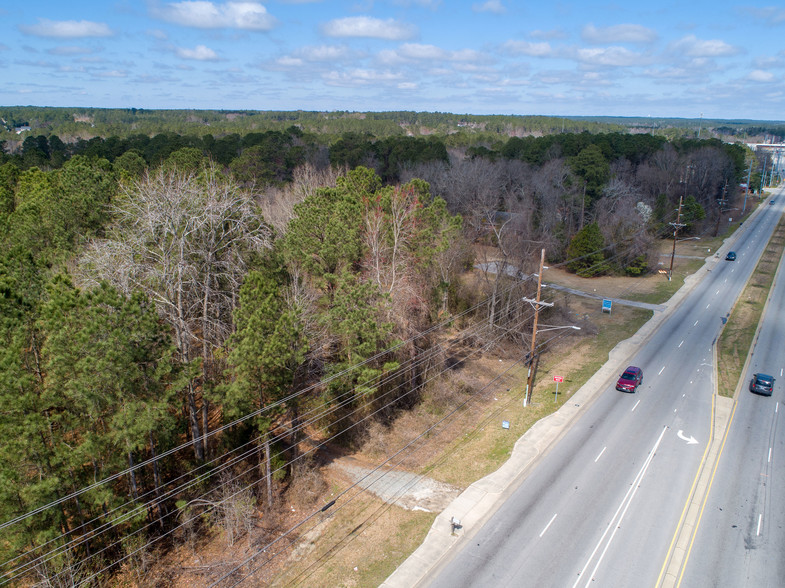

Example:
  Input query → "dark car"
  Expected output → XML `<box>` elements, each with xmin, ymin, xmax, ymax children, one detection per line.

<box><xmin>616</xmin><ymin>366</ymin><xmax>644</xmax><ymax>393</ymax></box>
<box><xmin>749</xmin><ymin>373</ymin><xmax>775</xmax><ymax>396</ymax></box>
<box><xmin>725</xmin><ymin>251</ymin><xmax>737</xmax><ymax>261</ymax></box>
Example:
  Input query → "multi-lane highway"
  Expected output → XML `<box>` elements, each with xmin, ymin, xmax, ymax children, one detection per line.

<box><xmin>681</xmin><ymin>196</ymin><xmax>785</xmax><ymax>587</ymax></box>
<box><xmin>423</xmin><ymin>187</ymin><xmax>785</xmax><ymax>588</ymax></box>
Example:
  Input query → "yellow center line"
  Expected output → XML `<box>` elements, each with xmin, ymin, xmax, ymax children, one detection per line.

<box><xmin>655</xmin><ymin>393</ymin><xmax>715</xmax><ymax>587</ymax></box>
<box><xmin>676</xmin><ymin>399</ymin><xmax>738</xmax><ymax>586</ymax></box>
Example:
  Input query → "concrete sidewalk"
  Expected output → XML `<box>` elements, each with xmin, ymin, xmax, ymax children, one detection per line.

<box><xmin>382</xmin><ymin>209</ymin><xmax>765</xmax><ymax>588</ymax></box>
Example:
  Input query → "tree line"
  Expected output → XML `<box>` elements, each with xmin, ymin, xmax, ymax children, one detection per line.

<box><xmin>0</xmin><ymin>124</ymin><xmax>765</xmax><ymax>584</ymax></box>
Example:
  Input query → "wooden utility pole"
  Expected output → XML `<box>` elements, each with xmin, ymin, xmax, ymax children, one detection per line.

<box><xmin>743</xmin><ymin>161</ymin><xmax>752</xmax><ymax>215</ymax></box>
<box><xmin>524</xmin><ymin>249</ymin><xmax>553</xmax><ymax>406</ymax></box>
<box><xmin>713</xmin><ymin>180</ymin><xmax>728</xmax><ymax>237</ymax></box>
<box><xmin>668</xmin><ymin>196</ymin><xmax>685</xmax><ymax>281</ymax></box>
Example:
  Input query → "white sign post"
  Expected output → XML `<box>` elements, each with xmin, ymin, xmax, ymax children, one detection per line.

<box><xmin>553</xmin><ymin>375</ymin><xmax>563</xmax><ymax>402</ymax></box>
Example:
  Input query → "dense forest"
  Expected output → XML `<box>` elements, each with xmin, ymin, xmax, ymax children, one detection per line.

<box><xmin>0</xmin><ymin>113</ymin><xmax>771</xmax><ymax>585</ymax></box>
<box><xmin>3</xmin><ymin>107</ymin><xmax>785</xmax><ymax>147</ymax></box>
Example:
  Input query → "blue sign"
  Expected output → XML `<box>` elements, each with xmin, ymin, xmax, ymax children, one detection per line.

<box><xmin>602</xmin><ymin>299</ymin><xmax>612</xmax><ymax>313</ymax></box>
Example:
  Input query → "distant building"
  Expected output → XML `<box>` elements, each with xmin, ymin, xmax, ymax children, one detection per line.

<box><xmin>15</xmin><ymin>125</ymin><xmax>31</xmax><ymax>134</ymax></box>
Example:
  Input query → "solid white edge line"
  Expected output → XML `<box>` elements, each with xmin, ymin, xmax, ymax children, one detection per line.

<box><xmin>540</xmin><ymin>513</ymin><xmax>558</xmax><ymax>538</ymax></box>
<box><xmin>573</xmin><ymin>427</ymin><xmax>668</xmax><ymax>588</ymax></box>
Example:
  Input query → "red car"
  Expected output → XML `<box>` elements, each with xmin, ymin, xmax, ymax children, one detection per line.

<box><xmin>616</xmin><ymin>366</ymin><xmax>644</xmax><ymax>393</ymax></box>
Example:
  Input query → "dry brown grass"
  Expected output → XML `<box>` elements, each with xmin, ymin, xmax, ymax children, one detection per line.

<box><xmin>138</xmin><ymin>234</ymin><xmax>727</xmax><ymax>588</ymax></box>
<box><xmin>717</xmin><ymin>215</ymin><xmax>785</xmax><ymax>397</ymax></box>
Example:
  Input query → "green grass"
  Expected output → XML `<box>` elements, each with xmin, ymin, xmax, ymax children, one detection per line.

<box><xmin>624</xmin><ymin>259</ymin><xmax>706</xmax><ymax>304</ymax></box>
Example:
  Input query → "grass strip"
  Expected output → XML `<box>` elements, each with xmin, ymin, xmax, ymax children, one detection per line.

<box><xmin>717</xmin><ymin>215</ymin><xmax>785</xmax><ymax>397</ymax></box>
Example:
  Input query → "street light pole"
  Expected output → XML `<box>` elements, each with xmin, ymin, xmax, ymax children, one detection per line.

<box><xmin>523</xmin><ymin>248</ymin><xmax>563</xmax><ymax>407</ymax></box>
<box><xmin>668</xmin><ymin>195</ymin><xmax>685</xmax><ymax>281</ymax></box>
<box><xmin>524</xmin><ymin>249</ymin><xmax>547</xmax><ymax>407</ymax></box>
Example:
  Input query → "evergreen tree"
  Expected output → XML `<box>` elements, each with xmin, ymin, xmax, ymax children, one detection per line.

<box><xmin>225</xmin><ymin>261</ymin><xmax>307</xmax><ymax>502</ymax></box>
<box><xmin>566</xmin><ymin>222</ymin><xmax>606</xmax><ymax>276</ymax></box>
<box><xmin>282</xmin><ymin>167</ymin><xmax>368</xmax><ymax>292</ymax></box>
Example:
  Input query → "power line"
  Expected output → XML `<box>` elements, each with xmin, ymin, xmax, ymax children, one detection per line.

<box><xmin>4</xmin><ymin>202</ymin><xmax>719</xmax><ymax>586</ymax></box>
<box><xmin>7</xmin><ymin>284</ymin><xmax>540</xmax><ymax>584</ymax></box>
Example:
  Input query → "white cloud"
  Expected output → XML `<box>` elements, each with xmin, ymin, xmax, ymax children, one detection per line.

<box><xmin>399</xmin><ymin>43</ymin><xmax>446</xmax><ymax>60</ymax></box>
<box><xmin>276</xmin><ymin>55</ymin><xmax>304</xmax><ymax>67</ymax></box>
<box><xmin>393</xmin><ymin>0</ymin><xmax>441</xmax><ymax>8</ymax></box>
<box><xmin>154</xmin><ymin>1</ymin><xmax>277</xmax><ymax>31</ymax></box>
<box><xmin>272</xmin><ymin>45</ymin><xmax>353</xmax><ymax>70</ymax></box>
<box><xmin>297</xmin><ymin>45</ymin><xmax>352</xmax><ymax>61</ymax></box>
<box><xmin>321</xmin><ymin>16</ymin><xmax>416</xmax><ymax>40</ymax></box>
<box><xmin>323</xmin><ymin>68</ymin><xmax>402</xmax><ymax>86</ymax></box>
<box><xmin>94</xmin><ymin>70</ymin><xmax>128</xmax><ymax>78</ymax></box>
<box><xmin>670</xmin><ymin>35</ymin><xmax>739</xmax><ymax>58</ymax></box>
<box><xmin>577</xmin><ymin>46</ymin><xmax>645</xmax><ymax>67</ymax></box>
<box><xmin>530</xmin><ymin>29</ymin><xmax>567</xmax><ymax>40</ymax></box>
<box><xmin>46</xmin><ymin>46</ymin><xmax>94</xmax><ymax>56</ymax></box>
<box><xmin>176</xmin><ymin>45</ymin><xmax>220</xmax><ymax>60</ymax></box>
<box><xmin>643</xmin><ymin>67</ymin><xmax>692</xmax><ymax>80</ymax></box>
<box><xmin>744</xmin><ymin>6</ymin><xmax>785</xmax><ymax>24</ymax></box>
<box><xmin>582</xmin><ymin>24</ymin><xmax>657</xmax><ymax>44</ymax></box>
<box><xmin>473</xmin><ymin>0</ymin><xmax>506</xmax><ymax>14</ymax></box>
<box><xmin>378</xmin><ymin>43</ymin><xmax>485</xmax><ymax>66</ymax></box>
<box><xmin>747</xmin><ymin>70</ymin><xmax>775</xmax><ymax>82</ymax></box>
<box><xmin>19</xmin><ymin>19</ymin><xmax>113</xmax><ymax>39</ymax></box>
<box><xmin>503</xmin><ymin>40</ymin><xmax>553</xmax><ymax>57</ymax></box>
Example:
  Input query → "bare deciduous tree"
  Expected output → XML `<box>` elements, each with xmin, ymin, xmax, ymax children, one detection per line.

<box><xmin>77</xmin><ymin>164</ymin><xmax>272</xmax><ymax>459</ymax></box>
<box><xmin>259</xmin><ymin>162</ymin><xmax>342</xmax><ymax>235</ymax></box>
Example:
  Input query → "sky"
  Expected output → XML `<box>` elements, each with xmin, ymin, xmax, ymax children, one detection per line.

<box><xmin>1</xmin><ymin>1</ymin><xmax>785</xmax><ymax>120</ymax></box>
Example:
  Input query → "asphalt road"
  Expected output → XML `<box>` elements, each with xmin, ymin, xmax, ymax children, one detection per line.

<box><xmin>681</xmin><ymin>194</ymin><xmax>785</xmax><ymax>587</ymax></box>
<box><xmin>424</xmin><ymin>189</ymin><xmax>785</xmax><ymax>588</ymax></box>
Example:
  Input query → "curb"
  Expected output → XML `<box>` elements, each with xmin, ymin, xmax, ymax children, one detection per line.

<box><xmin>382</xmin><ymin>200</ymin><xmax>770</xmax><ymax>588</ymax></box>
<box><xmin>382</xmin><ymin>252</ymin><xmax>717</xmax><ymax>588</ymax></box>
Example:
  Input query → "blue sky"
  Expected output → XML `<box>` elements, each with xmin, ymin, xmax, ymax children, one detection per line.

<box><xmin>1</xmin><ymin>1</ymin><xmax>785</xmax><ymax>119</ymax></box>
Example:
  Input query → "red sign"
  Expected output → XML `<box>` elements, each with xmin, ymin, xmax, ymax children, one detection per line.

<box><xmin>554</xmin><ymin>376</ymin><xmax>564</xmax><ymax>383</ymax></box>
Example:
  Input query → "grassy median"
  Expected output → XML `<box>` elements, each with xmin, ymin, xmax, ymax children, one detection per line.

<box><xmin>717</xmin><ymin>215</ymin><xmax>785</xmax><ymax>397</ymax></box>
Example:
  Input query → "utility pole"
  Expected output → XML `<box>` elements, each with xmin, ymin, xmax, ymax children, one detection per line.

<box><xmin>714</xmin><ymin>180</ymin><xmax>728</xmax><ymax>237</ymax></box>
<box><xmin>523</xmin><ymin>249</ymin><xmax>553</xmax><ymax>407</ymax></box>
<box><xmin>668</xmin><ymin>196</ymin><xmax>685</xmax><ymax>281</ymax></box>
<box><xmin>743</xmin><ymin>160</ymin><xmax>752</xmax><ymax>215</ymax></box>
<box><xmin>760</xmin><ymin>155</ymin><xmax>768</xmax><ymax>195</ymax></box>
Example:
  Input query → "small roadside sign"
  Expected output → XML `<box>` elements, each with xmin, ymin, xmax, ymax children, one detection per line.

<box><xmin>553</xmin><ymin>375</ymin><xmax>564</xmax><ymax>402</ymax></box>
<box><xmin>602</xmin><ymin>299</ymin><xmax>612</xmax><ymax>314</ymax></box>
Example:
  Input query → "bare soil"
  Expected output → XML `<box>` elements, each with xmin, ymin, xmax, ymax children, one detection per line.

<box><xmin>131</xmin><ymin>230</ymin><xmax>740</xmax><ymax>588</ymax></box>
